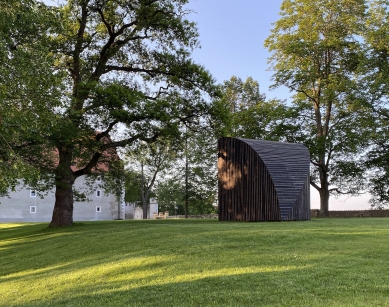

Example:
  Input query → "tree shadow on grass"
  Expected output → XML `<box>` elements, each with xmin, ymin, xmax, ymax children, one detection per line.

<box><xmin>1</xmin><ymin>218</ymin><xmax>388</xmax><ymax>278</ymax></box>
<box><xmin>1</xmin><ymin>220</ymin><xmax>223</xmax><ymax>278</ymax></box>
<box><xmin>4</xmin><ymin>264</ymin><xmax>389</xmax><ymax>307</ymax></box>
<box><xmin>2</xmin><ymin>219</ymin><xmax>389</xmax><ymax>307</ymax></box>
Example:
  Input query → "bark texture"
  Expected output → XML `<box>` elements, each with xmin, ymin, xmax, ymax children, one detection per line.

<box><xmin>50</xmin><ymin>149</ymin><xmax>76</xmax><ymax>227</ymax></box>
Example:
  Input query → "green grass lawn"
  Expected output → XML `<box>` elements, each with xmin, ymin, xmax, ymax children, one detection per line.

<box><xmin>1</xmin><ymin>218</ymin><xmax>389</xmax><ymax>307</ymax></box>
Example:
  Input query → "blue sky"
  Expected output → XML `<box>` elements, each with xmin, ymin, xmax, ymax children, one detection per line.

<box><xmin>187</xmin><ymin>0</ymin><xmax>288</xmax><ymax>100</ymax></box>
<box><xmin>41</xmin><ymin>0</ymin><xmax>370</xmax><ymax>210</ymax></box>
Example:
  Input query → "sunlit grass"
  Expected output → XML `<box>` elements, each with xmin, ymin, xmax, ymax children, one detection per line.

<box><xmin>1</xmin><ymin>218</ymin><xmax>389</xmax><ymax>306</ymax></box>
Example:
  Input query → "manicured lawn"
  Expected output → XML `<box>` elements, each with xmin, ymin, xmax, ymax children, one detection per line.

<box><xmin>1</xmin><ymin>218</ymin><xmax>389</xmax><ymax>306</ymax></box>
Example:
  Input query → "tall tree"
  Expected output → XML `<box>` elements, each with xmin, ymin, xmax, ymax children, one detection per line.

<box><xmin>359</xmin><ymin>0</ymin><xmax>389</xmax><ymax>208</ymax></box>
<box><xmin>5</xmin><ymin>0</ymin><xmax>216</xmax><ymax>226</ymax></box>
<box><xmin>182</xmin><ymin>127</ymin><xmax>218</xmax><ymax>216</ymax></box>
<box><xmin>265</xmin><ymin>0</ymin><xmax>369</xmax><ymax>216</ymax></box>
<box><xmin>155</xmin><ymin>178</ymin><xmax>185</xmax><ymax>215</ymax></box>
<box><xmin>124</xmin><ymin>169</ymin><xmax>143</xmax><ymax>204</ymax></box>
<box><xmin>222</xmin><ymin>76</ymin><xmax>266</xmax><ymax>136</ymax></box>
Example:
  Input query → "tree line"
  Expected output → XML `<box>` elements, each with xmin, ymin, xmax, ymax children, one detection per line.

<box><xmin>2</xmin><ymin>0</ymin><xmax>389</xmax><ymax>225</ymax></box>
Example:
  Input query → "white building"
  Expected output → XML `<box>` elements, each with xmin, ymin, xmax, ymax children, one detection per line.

<box><xmin>0</xmin><ymin>176</ymin><xmax>124</xmax><ymax>222</ymax></box>
<box><xmin>125</xmin><ymin>198</ymin><xmax>159</xmax><ymax>220</ymax></box>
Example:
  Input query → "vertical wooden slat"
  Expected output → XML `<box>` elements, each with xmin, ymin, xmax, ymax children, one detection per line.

<box><xmin>218</xmin><ymin>137</ymin><xmax>310</xmax><ymax>222</ymax></box>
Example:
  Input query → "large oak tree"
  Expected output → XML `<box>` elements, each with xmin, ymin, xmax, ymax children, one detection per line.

<box><xmin>6</xmin><ymin>0</ymin><xmax>216</xmax><ymax>226</ymax></box>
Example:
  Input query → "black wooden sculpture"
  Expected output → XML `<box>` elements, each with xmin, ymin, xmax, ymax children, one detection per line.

<box><xmin>218</xmin><ymin>137</ymin><xmax>310</xmax><ymax>221</ymax></box>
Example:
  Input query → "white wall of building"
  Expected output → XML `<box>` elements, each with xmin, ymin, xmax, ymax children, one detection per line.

<box><xmin>0</xmin><ymin>176</ymin><xmax>119</xmax><ymax>222</ymax></box>
<box><xmin>125</xmin><ymin>198</ymin><xmax>159</xmax><ymax>220</ymax></box>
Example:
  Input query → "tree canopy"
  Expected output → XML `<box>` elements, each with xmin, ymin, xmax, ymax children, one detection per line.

<box><xmin>1</xmin><ymin>0</ymin><xmax>218</xmax><ymax>226</ymax></box>
<box><xmin>265</xmin><ymin>0</ymin><xmax>371</xmax><ymax>215</ymax></box>
<box><xmin>355</xmin><ymin>0</ymin><xmax>389</xmax><ymax>208</ymax></box>
<box><xmin>220</xmin><ymin>76</ymin><xmax>289</xmax><ymax>141</ymax></box>
<box><xmin>0</xmin><ymin>0</ymin><xmax>64</xmax><ymax>195</ymax></box>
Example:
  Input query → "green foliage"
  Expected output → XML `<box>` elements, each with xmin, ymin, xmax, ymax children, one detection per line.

<box><xmin>1</xmin><ymin>0</ymin><xmax>218</xmax><ymax>224</ymax></box>
<box><xmin>2</xmin><ymin>219</ymin><xmax>389</xmax><ymax>306</ymax></box>
<box><xmin>265</xmin><ymin>0</ymin><xmax>370</xmax><ymax>213</ymax></box>
<box><xmin>155</xmin><ymin>178</ymin><xmax>186</xmax><ymax>214</ymax></box>
<box><xmin>220</xmin><ymin>76</ymin><xmax>289</xmax><ymax>141</ymax></box>
<box><xmin>156</xmin><ymin>176</ymin><xmax>217</xmax><ymax>215</ymax></box>
<box><xmin>182</xmin><ymin>129</ymin><xmax>218</xmax><ymax>214</ymax></box>
<box><xmin>125</xmin><ymin>138</ymin><xmax>176</xmax><ymax>211</ymax></box>
<box><xmin>0</xmin><ymin>0</ymin><xmax>63</xmax><ymax>195</ymax></box>
<box><xmin>357</xmin><ymin>0</ymin><xmax>389</xmax><ymax>207</ymax></box>
<box><xmin>153</xmin><ymin>126</ymin><xmax>218</xmax><ymax>215</ymax></box>
<box><xmin>363</xmin><ymin>116</ymin><xmax>389</xmax><ymax>208</ymax></box>
<box><xmin>124</xmin><ymin>170</ymin><xmax>143</xmax><ymax>204</ymax></box>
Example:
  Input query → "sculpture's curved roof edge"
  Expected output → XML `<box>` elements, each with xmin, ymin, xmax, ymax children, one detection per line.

<box><xmin>237</xmin><ymin>138</ymin><xmax>309</xmax><ymax>155</ymax></box>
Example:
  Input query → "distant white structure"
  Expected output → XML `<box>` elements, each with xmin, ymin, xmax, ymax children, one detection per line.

<box><xmin>125</xmin><ymin>198</ymin><xmax>159</xmax><ymax>219</ymax></box>
<box><xmin>0</xmin><ymin>176</ymin><xmax>122</xmax><ymax>222</ymax></box>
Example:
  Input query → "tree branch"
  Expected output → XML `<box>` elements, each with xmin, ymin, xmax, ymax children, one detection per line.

<box><xmin>290</xmin><ymin>86</ymin><xmax>317</xmax><ymax>104</ymax></box>
<box><xmin>96</xmin><ymin>8</ymin><xmax>113</xmax><ymax>36</ymax></box>
<box><xmin>96</xmin><ymin>121</ymin><xmax>119</xmax><ymax>141</ymax></box>
<box><xmin>328</xmin><ymin>188</ymin><xmax>348</xmax><ymax>194</ymax></box>
<box><xmin>310</xmin><ymin>180</ymin><xmax>321</xmax><ymax>192</ymax></box>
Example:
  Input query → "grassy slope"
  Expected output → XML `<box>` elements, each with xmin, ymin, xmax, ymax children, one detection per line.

<box><xmin>1</xmin><ymin>218</ymin><xmax>389</xmax><ymax>307</ymax></box>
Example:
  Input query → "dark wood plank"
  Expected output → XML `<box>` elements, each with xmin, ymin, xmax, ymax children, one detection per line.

<box><xmin>218</xmin><ymin>137</ymin><xmax>310</xmax><ymax>221</ymax></box>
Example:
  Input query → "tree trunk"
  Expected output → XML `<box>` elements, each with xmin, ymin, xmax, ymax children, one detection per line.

<box><xmin>319</xmin><ymin>188</ymin><xmax>330</xmax><ymax>217</ymax></box>
<box><xmin>184</xmin><ymin>158</ymin><xmax>189</xmax><ymax>218</ymax></box>
<box><xmin>50</xmin><ymin>149</ymin><xmax>76</xmax><ymax>227</ymax></box>
<box><xmin>318</xmin><ymin>166</ymin><xmax>330</xmax><ymax>217</ymax></box>
<box><xmin>142</xmin><ymin>192</ymin><xmax>149</xmax><ymax>219</ymax></box>
<box><xmin>141</xmin><ymin>161</ymin><xmax>148</xmax><ymax>219</ymax></box>
<box><xmin>184</xmin><ymin>187</ymin><xmax>188</xmax><ymax>218</ymax></box>
<box><xmin>184</xmin><ymin>135</ymin><xmax>189</xmax><ymax>218</ymax></box>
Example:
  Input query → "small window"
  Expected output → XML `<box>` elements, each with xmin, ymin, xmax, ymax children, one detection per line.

<box><xmin>30</xmin><ymin>190</ymin><xmax>36</xmax><ymax>197</ymax></box>
<box><xmin>96</xmin><ymin>206</ymin><xmax>101</xmax><ymax>212</ymax></box>
<box><xmin>30</xmin><ymin>206</ymin><xmax>36</xmax><ymax>213</ymax></box>
<box><xmin>96</xmin><ymin>176</ymin><xmax>102</xmax><ymax>182</ymax></box>
<box><xmin>96</xmin><ymin>190</ymin><xmax>101</xmax><ymax>197</ymax></box>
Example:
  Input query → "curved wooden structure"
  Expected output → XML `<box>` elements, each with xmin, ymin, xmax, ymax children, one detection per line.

<box><xmin>218</xmin><ymin>138</ymin><xmax>310</xmax><ymax>221</ymax></box>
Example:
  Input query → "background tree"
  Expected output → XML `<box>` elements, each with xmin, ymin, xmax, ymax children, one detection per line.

<box><xmin>124</xmin><ymin>170</ymin><xmax>143</xmax><ymax>204</ymax></box>
<box><xmin>181</xmin><ymin>127</ymin><xmax>218</xmax><ymax>216</ymax></box>
<box><xmin>5</xmin><ymin>0</ymin><xmax>217</xmax><ymax>226</ymax></box>
<box><xmin>126</xmin><ymin>138</ymin><xmax>176</xmax><ymax>219</ymax></box>
<box><xmin>222</xmin><ymin>76</ymin><xmax>266</xmax><ymax>136</ymax></box>
<box><xmin>265</xmin><ymin>0</ymin><xmax>370</xmax><ymax>216</ymax></box>
<box><xmin>155</xmin><ymin>173</ymin><xmax>216</xmax><ymax>215</ymax></box>
<box><xmin>155</xmin><ymin>178</ymin><xmax>186</xmax><ymax>215</ymax></box>
<box><xmin>153</xmin><ymin>103</ymin><xmax>222</xmax><ymax>216</ymax></box>
<box><xmin>220</xmin><ymin>76</ymin><xmax>290</xmax><ymax>141</ymax></box>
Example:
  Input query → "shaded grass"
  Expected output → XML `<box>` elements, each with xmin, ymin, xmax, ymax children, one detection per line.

<box><xmin>1</xmin><ymin>218</ymin><xmax>389</xmax><ymax>306</ymax></box>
